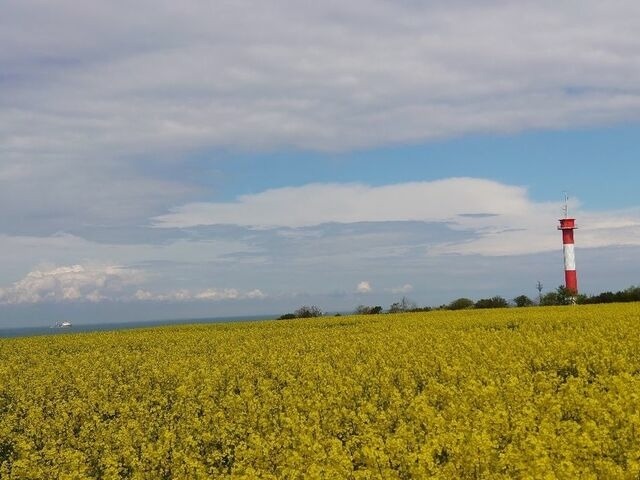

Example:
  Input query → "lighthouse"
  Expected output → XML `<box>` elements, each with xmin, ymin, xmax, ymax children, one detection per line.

<box><xmin>558</xmin><ymin>195</ymin><xmax>578</xmax><ymax>295</ymax></box>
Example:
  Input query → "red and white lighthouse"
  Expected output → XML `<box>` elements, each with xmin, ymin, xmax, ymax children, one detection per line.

<box><xmin>558</xmin><ymin>196</ymin><xmax>578</xmax><ymax>295</ymax></box>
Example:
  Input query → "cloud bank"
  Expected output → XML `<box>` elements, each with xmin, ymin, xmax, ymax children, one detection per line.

<box><xmin>0</xmin><ymin>263</ymin><xmax>266</xmax><ymax>305</ymax></box>
<box><xmin>0</xmin><ymin>264</ymin><xmax>142</xmax><ymax>305</ymax></box>
<box><xmin>134</xmin><ymin>288</ymin><xmax>266</xmax><ymax>303</ymax></box>
<box><xmin>2</xmin><ymin>0</ymin><xmax>640</xmax><ymax>237</ymax></box>
<box><xmin>390</xmin><ymin>284</ymin><xmax>414</xmax><ymax>295</ymax></box>
<box><xmin>3</xmin><ymin>0</ymin><xmax>640</xmax><ymax>157</ymax></box>
<box><xmin>154</xmin><ymin>178</ymin><xmax>640</xmax><ymax>257</ymax></box>
<box><xmin>154</xmin><ymin>178</ymin><xmax>530</xmax><ymax>228</ymax></box>
<box><xmin>3</xmin><ymin>177</ymin><xmax>640</xmax><ymax>312</ymax></box>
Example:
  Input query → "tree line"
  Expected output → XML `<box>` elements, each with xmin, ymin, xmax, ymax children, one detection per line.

<box><xmin>278</xmin><ymin>284</ymin><xmax>640</xmax><ymax>319</ymax></box>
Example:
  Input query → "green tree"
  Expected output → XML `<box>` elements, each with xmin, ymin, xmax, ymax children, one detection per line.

<box><xmin>389</xmin><ymin>297</ymin><xmax>417</xmax><ymax>313</ymax></box>
<box><xmin>355</xmin><ymin>305</ymin><xmax>383</xmax><ymax>315</ymax></box>
<box><xmin>541</xmin><ymin>286</ymin><xmax>579</xmax><ymax>306</ymax></box>
<box><xmin>294</xmin><ymin>305</ymin><xmax>323</xmax><ymax>318</ymax></box>
<box><xmin>474</xmin><ymin>296</ymin><xmax>509</xmax><ymax>309</ymax></box>
<box><xmin>513</xmin><ymin>295</ymin><xmax>534</xmax><ymax>307</ymax></box>
<box><xmin>447</xmin><ymin>298</ymin><xmax>474</xmax><ymax>310</ymax></box>
<box><xmin>540</xmin><ymin>291</ymin><xmax>560</xmax><ymax>306</ymax></box>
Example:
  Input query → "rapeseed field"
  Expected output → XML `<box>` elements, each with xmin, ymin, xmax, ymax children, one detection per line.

<box><xmin>1</xmin><ymin>303</ymin><xmax>640</xmax><ymax>479</ymax></box>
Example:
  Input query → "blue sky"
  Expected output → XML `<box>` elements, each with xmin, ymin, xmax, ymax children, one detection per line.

<box><xmin>207</xmin><ymin>124</ymin><xmax>640</xmax><ymax>208</ymax></box>
<box><xmin>1</xmin><ymin>0</ymin><xmax>640</xmax><ymax>327</ymax></box>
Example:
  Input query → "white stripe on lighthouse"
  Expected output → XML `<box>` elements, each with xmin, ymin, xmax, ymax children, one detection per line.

<box><xmin>563</xmin><ymin>244</ymin><xmax>576</xmax><ymax>271</ymax></box>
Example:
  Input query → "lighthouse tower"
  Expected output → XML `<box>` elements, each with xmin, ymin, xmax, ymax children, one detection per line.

<box><xmin>558</xmin><ymin>195</ymin><xmax>578</xmax><ymax>295</ymax></box>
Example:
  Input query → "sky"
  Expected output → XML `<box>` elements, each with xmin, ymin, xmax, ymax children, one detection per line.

<box><xmin>2</xmin><ymin>0</ymin><xmax>640</xmax><ymax>327</ymax></box>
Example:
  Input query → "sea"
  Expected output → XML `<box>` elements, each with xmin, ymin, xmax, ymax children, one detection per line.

<box><xmin>0</xmin><ymin>314</ymin><xmax>277</xmax><ymax>339</ymax></box>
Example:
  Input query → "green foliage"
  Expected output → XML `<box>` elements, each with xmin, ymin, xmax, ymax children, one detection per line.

<box><xmin>279</xmin><ymin>305</ymin><xmax>323</xmax><ymax>319</ymax></box>
<box><xmin>540</xmin><ymin>291</ymin><xmax>560</xmax><ymax>306</ymax></box>
<box><xmin>388</xmin><ymin>297</ymin><xmax>417</xmax><ymax>313</ymax></box>
<box><xmin>474</xmin><ymin>296</ymin><xmax>508</xmax><ymax>309</ymax></box>
<box><xmin>406</xmin><ymin>306</ymin><xmax>432</xmax><ymax>313</ymax></box>
<box><xmin>355</xmin><ymin>305</ymin><xmax>383</xmax><ymax>315</ymax></box>
<box><xmin>541</xmin><ymin>285</ymin><xmax>578</xmax><ymax>306</ymax></box>
<box><xmin>513</xmin><ymin>294</ymin><xmax>534</xmax><ymax>307</ymax></box>
<box><xmin>292</xmin><ymin>305</ymin><xmax>323</xmax><ymax>318</ymax></box>
<box><xmin>582</xmin><ymin>285</ymin><xmax>640</xmax><ymax>304</ymax></box>
<box><xmin>447</xmin><ymin>297</ymin><xmax>474</xmax><ymax>310</ymax></box>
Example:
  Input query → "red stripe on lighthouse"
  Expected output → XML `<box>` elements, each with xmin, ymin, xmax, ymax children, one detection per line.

<box><xmin>565</xmin><ymin>270</ymin><xmax>578</xmax><ymax>294</ymax></box>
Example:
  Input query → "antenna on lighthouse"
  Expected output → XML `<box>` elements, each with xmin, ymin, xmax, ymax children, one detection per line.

<box><xmin>563</xmin><ymin>192</ymin><xmax>569</xmax><ymax>219</ymax></box>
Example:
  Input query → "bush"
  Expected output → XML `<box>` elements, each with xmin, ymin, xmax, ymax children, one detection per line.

<box><xmin>294</xmin><ymin>305</ymin><xmax>323</xmax><ymax>318</ymax></box>
<box><xmin>355</xmin><ymin>305</ymin><xmax>383</xmax><ymax>315</ymax></box>
<box><xmin>389</xmin><ymin>297</ymin><xmax>417</xmax><ymax>313</ymax></box>
<box><xmin>475</xmin><ymin>296</ymin><xmax>509</xmax><ymax>309</ymax></box>
<box><xmin>582</xmin><ymin>286</ymin><xmax>640</xmax><ymax>304</ymax></box>
<box><xmin>540</xmin><ymin>291</ymin><xmax>561</xmax><ymax>306</ymax></box>
<box><xmin>513</xmin><ymin>295</ymin><xmax>534</xmax><ymax>307</ymax></box>
<box><xmin>447</xmin><ymin>298</ymin><xmax>474</xmax><ymax>310</ymax></box>
<box><xmin>406</xmin><ymin>306</ymin><xmax>432</xmax><ymax>313</ymax></box>
<box><xmin>540</xmin><ymin>286</ymin><xmax>584</xmax><ymax>306</ymax></box>
<box><xmin>278</xmin><ymin>313</ymin><xmax>296</xmax><ymax>320</ymax></box>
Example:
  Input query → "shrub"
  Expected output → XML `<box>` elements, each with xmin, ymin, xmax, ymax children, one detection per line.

<box><xmin>447</xmin><ymin>298</ymin><xmax>474</xmax><ymax>310</ymax></box>
<box><xmin>355</xmin><ymin>305</ymin><xmax>383</xmax><ymax>315</ymax></box>
<box><xmin>475</xmin><ymin>296</ymin><xmax>509</xmax><ymax>309</ymax></box>
<box><xmin>513</xmin><ymin>295</ymin><xmax>534</xmax><ymax>307</ymax></box>
<box><xmin>294</xmin><ymin>305</ymin><xmax>323</xmax><ymax>318</ymax></box>
<box><xmin>389</xmin><ymin>297</ymin><xmax>417</xmax><ymax>313</ymax></box>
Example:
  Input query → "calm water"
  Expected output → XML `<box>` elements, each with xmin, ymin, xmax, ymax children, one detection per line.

<box><xmin>0</xmin><ymin>314</ymin><xmax>277</xmax><ymax>338</ymax></box>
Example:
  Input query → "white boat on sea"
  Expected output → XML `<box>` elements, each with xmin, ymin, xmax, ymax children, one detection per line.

<box><xmin>52</xmin><ymin>321</ymin><xmax>72</xmax><ymax>328</ymax></box>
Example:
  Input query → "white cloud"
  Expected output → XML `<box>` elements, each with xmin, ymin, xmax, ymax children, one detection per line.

<box><xmin>1</xmin><ymin>0</ymin><xmax>639</xmax><ymax>248</ymax></box>
<box><xmin>356</xmin><ymin>281</ymin><xmax>372</xmax><ymax>293</ymax></box>
<box><xmin>390</xmin><ymin>284</ymin><xmax>414</xmax><ymax>295</ymax></box>
<box><xmin>134</xmin><ymin>289</ymin><xmax>155</xmax><ymax>301</ymax></box>
<box><xmin>135</xmin><ymin>287</ymin><xmax>267</xmax><ymax>302</ymax></box>
<box><xmin>153</xmin><ymin>178</ymin><xmax>531</xmax><ymax>228</ymax></box>
<box><xmin>0</xmin><ymin>263</ymin><xmax>268</xmax><ymax>305</ymax></box>
<box><xmin>162</xmin><ymin>290</ymin><xmax>193</xmax><ymax>302</ymax></box>
<box><xmin>2</xmin><ymin>0</ymin><xmax>640</xmax><ymax>158</ymax></box>
<box><xmin>0</xmin><ymin>232</ymin><xmax>257</xmax><ymax>279</ymax></box>
<box><xmin>153</xmin><ymin>178</ymin><xmax>640</xmax><ymax>259</ymax></box>
<box><xmin>195</xmin><ymin>289</ymin><xmax>239</xmax><ymax>301</ymax></box>
<box><xmin>246</xmin><ymin>289</ymin><xmax>267</xmax><ymax>299</ymax></box>
<box><xmin>0</xmin><ymin>264</ymin><xmax>143</xmax><ymax>305</ymax></box>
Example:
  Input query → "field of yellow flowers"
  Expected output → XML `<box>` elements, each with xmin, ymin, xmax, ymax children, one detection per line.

<box><xmin>2</xmin><ymin>304</ymin><xmax>640</xmax><ymax>479</ymax></box>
